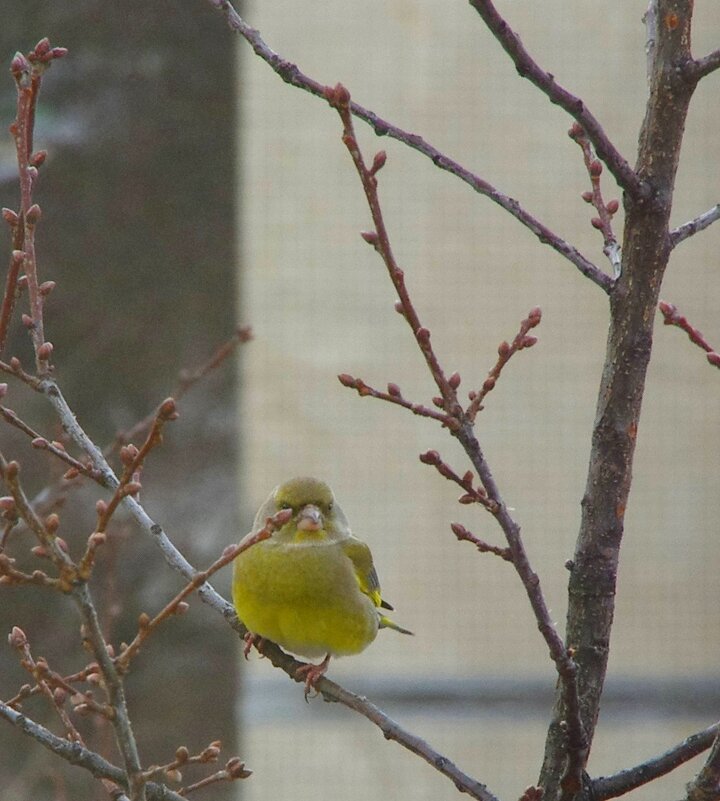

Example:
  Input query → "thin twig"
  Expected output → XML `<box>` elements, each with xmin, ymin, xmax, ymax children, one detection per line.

<box><xmin>658</xmin><ymin>300</ymin><xmax>720</xmax><ymax>369</ymax></box>
<box><xmin>593</xmin><ymin>721</ymin><xmax>720</xmax><ymax>800</ymax></box>
<box><xmin>569</xmin><ymin>124</ymin><xmax>622</xmax><ymax>278</ymax></box>
<box><xmin>670</xmin><ymin>204</ymin><xmax>720</xmax><ymax>247</ymax></box>
<box><xmin>468</xmin><ymin>0</ymin><xmax>644</xmax><ymax>199</ymax></box>
<box><xmin>205</xmin><ymin>0</ymin><xmax>612</xmax><ymax>292</ymax></box>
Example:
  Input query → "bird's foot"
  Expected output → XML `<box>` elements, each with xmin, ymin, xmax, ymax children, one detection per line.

<box><xmin>295</xmin><ymin>654</ymin><xmax>331</xmax><ymax>701</ymax></box>
<box><xmin>243</xmin><ymin>632</ymin><xmax>266</xmax><ymax>659</ymax></box>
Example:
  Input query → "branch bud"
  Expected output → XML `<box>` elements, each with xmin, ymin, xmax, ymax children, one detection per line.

<box><xmin>528</xmin><ymin>306</ymin><xmax>542</xmax><ymax>326</ymax></box>
<box><xmin>606</xmin><ymin>199</ymin><xmax>619</xmax><ymax>215</ymax></box>
<box><xmin>498</xmin><ymin>341</ymin><xmax>510</xmax><ymax>358</ymax></box>
<box><xmin>360</xmin><ymin>230</ymin><xmax>378</xmax><ymax>246</ymax></box>
<box><xmin>448</xmin><ymin>372</ymin><xmax>461</xmax><ymax>389</ymax></box>
<box><xmin>30</xmin><ymin>150</ymin><xmax>47</xmax><ymax>168</ymax></box>
<box><xmin>386</xmin><ymin>382</ymin><xmax>401</xmax><ymax>397</ymax></box>
<box><xmin>337</xmin><ymin>373</ymin><xmax>356</xmax><ymax>388</ymax></box>
<box><xmin>39</xmin><ymin>281</ymin><xmax>56</xmax><ymax>296</ymax></box>
<box><xmin>581</xmin><ymin>191</ymin><xmax>593</xmax><ymax>203</ymax></box>
<box><xmin>37</xmin><ymin>342</ymin><xmax>54</xmax><ymax>361</ymax></box>
<box><xmin>9</xmin><ymin>626</ymin><xmax>27</xmax><ymax>649</ymax></box>
<box><xmin>419</xmin><ymin>450</ymin><xmax>441</xmax><ymax>465</ymax></box>
<box><xmin>415</xmin><ymin>327</ymin><xmax>431</xmax><ymax>345</ymax></box>
<box><xmin>370</xmin><ymin>150</ymin><xmax>387</xmax><ymax>174</ymax></box>
<box><xmin>590</xmin><ymin>217</ymin><xmax>604</xmax><ymax>230</ymax></box>
<box><xmin>589</xmin><ymin>160</ymin><xmax>603</xmax><ymax>176</ymax></box>
<box><xmin>25</xmin><ymin>204</ymin><xmax>42</xmax><ymax>225</ymax></box>
<box><xmin>2</xmin><ymin>209</ymin><xmax>19</xmax><ymax>226</ymax></box>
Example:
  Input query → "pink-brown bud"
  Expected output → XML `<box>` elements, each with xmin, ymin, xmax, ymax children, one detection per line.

<box><xmin>580</xmin><ymin>190</ymin><xmax>592</xmax><ymax>203</ymax></box>
<box><xmin>432</xmin><ymin>396</ymin><xmax>444</xmax><ymax>408</ymax></box>
<box><xmin>448</xmin><ymin>372</ymin><xmax>461</xmax><ymax>389</ymax></box>
<box><xmin>175</xmin><ymin>746</ymin><xmax>190</xmax><ymax>763</ymax></box>
<box><xmin>45</xmin><ymin>513</ymin><xmax>60</xmax><ymax>534</ymax></box>
<box><xmin>568</xmin><ymin>122</ymin><xmax>583</xmax><ymax>139</ymax></box>
<box><xmin>2</xmin><ymin>209</ymin><xmax>19</xmax><ymax>226</ymax></box>
<box><xmin>590</xmin><ymin>217</ymin><xmax>604</xmax><ymax>230</ymax></box>
<box><xmin>419</xmin><ymin>450</ymin><xmax>441</xmax><ymax>465</ymax></box>
<box><xmin>9</xmin><ymin>626</ymin><xmax>27</xmax><ymax>648</ymax></box>
<box><xmin>25</xmin><ymin>204</ymin><xmax>42</xmax><ymax>225</ymax></box>
<box><xmin>37</xmin><ymin>342</ymin><xmax>54</xmax><ymax>361</ymax></box>
<box><xmin>337</xmin><ymin>373</ymin><xmax>355</xmax><ymax>388</ymax></box>
<box><xmin>394</xmin><ymin>300</ymin><xmax>405</xmax><ymax>315</ymax></box>
<box><xmin>386</xmin><ymin>382</ymin><xmax>401</xmax><ymax>397</ymax></box>
<box><xmin>21</xmin><ymin>314</ymin><xmax>34</xmax><ymax>329</ymax></box>
<box><xmin>96</xmin><ymin>499</ymin><xmax>108</xmax><ymax>516</ymax></box>
<box><xmin>589</xmin><ymin>160</ymin><xmax>603</xmax><ymax>176</ymax></box>
<box><xmin>416</xmin><ymin>327</ymin><xmax>431</xmax><ymax>344</ymax></box>
<box><xmin>606</xmin><ymin>199</ymin><xmax>620</xmax><ymax>215</ymax></box>
<box><xmin>707</xmin><ymin>351</ymin><xmax>720</xmax><ymax>367</ymax></box>
<box><xmin>30</xmin><ymin>150</ymin><xmax>47</xmax><ymax>168</ymax></box>
<box><xmin>361</xmin><ymin>230</ymin><xmax>378</xmax><ymax>246</ymax></box>
<box><xmin>371</xmin><ymin>151</ymin><xmax>387</xmax><ymax>174</ymax></box>
<box><xmin>39</xmin><ymin>281</ymin><xmax>56</xmax><ymax>296</ymax></box>
<box><xmin>528</xmin><ymin>306</ymin><xmax>542</xmax><ymax>326</ymax></box>
<box><xmin>498</xmin><ymin>341</ymin><xmax>510</xmax><ymax>358</ymax></box>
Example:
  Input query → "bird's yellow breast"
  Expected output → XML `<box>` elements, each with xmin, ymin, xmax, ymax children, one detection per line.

<box><xmin>232</xmin><ymin>538</ymin><xmax>378</xmax><ymax>658</ymax></box>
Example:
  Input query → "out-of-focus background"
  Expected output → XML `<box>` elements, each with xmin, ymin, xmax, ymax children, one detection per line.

<box><xmin>0</xmin><ymin>2</ymin><xmax>718</xmax><ymax>800</ymax></box>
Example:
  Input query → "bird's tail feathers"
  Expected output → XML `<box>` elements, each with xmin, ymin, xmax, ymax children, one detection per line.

<box><xmin>379</xmin><ymin>615</ymin><xmax>414</xmax><ymax>636</ymax></box>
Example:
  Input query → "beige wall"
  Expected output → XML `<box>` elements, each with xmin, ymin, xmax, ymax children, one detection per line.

<box><xmin>237</xmin><ymin>3</ymin><xmax>720</xmax><ymax>798</ymax></box>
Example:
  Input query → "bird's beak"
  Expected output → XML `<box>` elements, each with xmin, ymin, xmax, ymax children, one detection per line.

<box><xmin>296</xmin><ymin>504</ymin><xmax>323</xmax><ymax>532</ymax></box>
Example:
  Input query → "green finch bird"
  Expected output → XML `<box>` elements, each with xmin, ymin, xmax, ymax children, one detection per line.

<box><xmin>232</xmin><ymin>477</ymin><xmax>412</xmax><ymax>693</ymax></box>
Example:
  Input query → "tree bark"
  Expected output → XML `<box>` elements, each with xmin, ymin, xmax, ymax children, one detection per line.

<box><xmin>539</xmin><ymin>3</ymin><xmax>698</xmax><ymax>798</ymax></box>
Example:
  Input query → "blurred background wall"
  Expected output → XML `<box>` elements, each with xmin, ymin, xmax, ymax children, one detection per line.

<box><xmin>0</xmin><ymin>3</ymin><xmax>239</xmax><ymax>799</ymax></box>
<box><xmin>237</xmin><ymin>2</ymin><xmax>720</xmax><ymax>800</ymax></box>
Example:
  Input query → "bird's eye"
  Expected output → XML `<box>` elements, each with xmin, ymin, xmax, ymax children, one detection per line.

<box><xmin>327</xmin><ymin>502</ymin><xmax>333</xmax><ymax>512</ymax></box>
<box><xmin>279</xmin><ymin>502</ymin><xmax>292</xmax><ymax>511</ymax></box>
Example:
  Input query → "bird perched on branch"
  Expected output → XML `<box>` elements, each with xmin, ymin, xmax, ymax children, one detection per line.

<box><xmin>232</xmin><ymin>476</ymin><xmax>412</xmax><ymax>695</ymax></box>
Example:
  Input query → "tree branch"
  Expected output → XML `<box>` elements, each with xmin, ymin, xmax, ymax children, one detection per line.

<box><xmin>670</xmin><ymin>204</ymin><xmax>720</xmax><ymax>247</ymax></box>
<box><xmin>593</xmin><ymin>721</ymin><xmax>720</xmax><ymax>800</ymax></box>
<box><xmin>326</xmin><ymin>82</ymin><xmax>587</xmax><ymax>799</ymax></box>
<box><xmin>688</xmin><ymin>49</ymin><xmax>720</xmax><ymax>80</ymax></box>
<box><xmin>0</xmin><ymin>701</ymin><xmax>186</xmax><ymax>801</ymax></box>
<box><xmin>467</xmin><ymin>0</ymin><xmax>645</xmax><ymax>199</ymax></box>
<box><xmin>205</xmin><ymin>0</ymin><xmax>612</xmax><ymax>292</ymax></box>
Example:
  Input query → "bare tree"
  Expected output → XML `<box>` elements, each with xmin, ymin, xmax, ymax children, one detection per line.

<box><xmin>1</xmin><ymin>2</ymin><xmax>718</xmax><ymax>801</ymax></box>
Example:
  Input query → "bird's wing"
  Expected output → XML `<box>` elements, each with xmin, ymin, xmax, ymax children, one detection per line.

<box><xmin>341</xmin><ymin>536</ymin><xmax>383</xmax><ymax>609</ymax></box>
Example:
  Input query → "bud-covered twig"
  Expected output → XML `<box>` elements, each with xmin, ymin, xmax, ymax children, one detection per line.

<box><xmin>569</xmin><ymin>123</ymin><xmax>622</xmax><ymax>278</ymax></box>
<box><xmin>658</xmin><ymin>300</ymin><xmax>720</xmax><ymax>369</ymax></box>
<box><xmin>466</xmin><ymin>307</ymin><xmax>542</xmax><ymax>422</ymax></box>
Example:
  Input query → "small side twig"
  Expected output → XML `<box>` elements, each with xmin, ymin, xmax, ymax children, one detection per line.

<box><xmin>451</xmin><ymin>522</ymin><xmax>512</xmax><ymax>562</ymax></box>
<box><xmin>569</xmin><ymin>123</ymin><xmax>622</xmax><ymax>278</ymax></box>
<box><xmin>337</xmin><ymin>374</ymin><xmax>458</xmax><ymax>430</ymax></box>
<box><xmin>466</xmin><ymin>307</ymin><xmax>542</xmax><ymax>422</ymax></box>
<box><xmin>658</xmin><ymin>301</ymin><xmax>720</xmax><ymax>369</ymax></box>
<box><xmin>670</xmin><ymin>204</ymin><xmax>720</xmax><ymax>247</ymax></box>
<box><xmin>592</xmin><ymin>721</ymin><xmax>720</xmax><ymax>800</ymax></box>
<box><xmin>4</xmin><ymin>40</ymin><xmax>66</xmax><ymax>371</ymax></box>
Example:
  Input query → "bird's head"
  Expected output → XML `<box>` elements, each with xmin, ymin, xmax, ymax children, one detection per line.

<box><xmin>267</xmin><ymin>477</ymin><xmax>348</xmax><ymax>543</ymax></box>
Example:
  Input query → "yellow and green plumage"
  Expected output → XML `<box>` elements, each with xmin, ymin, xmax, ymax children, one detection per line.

<box><xmin>232</xmin><ymin>477</ymin><xmax>411</xmax><ymax>689</ymax></box>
